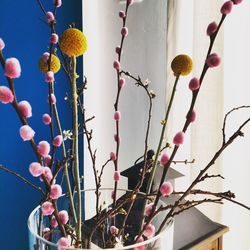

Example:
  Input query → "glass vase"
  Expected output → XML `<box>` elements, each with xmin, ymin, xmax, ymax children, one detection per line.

<box><xmin>28</xmin><ymin>188</ymin><xmax>173</xmax><ymax>249</ymax></box>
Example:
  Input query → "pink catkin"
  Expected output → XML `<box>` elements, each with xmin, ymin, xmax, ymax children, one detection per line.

<box><xmin>190</xmin><ymin>110</ymin><xmax>196</xmax><ymax>123</ymax></box>
<box><xmin>189</xmin><ymin>77</ymin><xmax>200</xmax><ymax>91</ymax></box>
<box><xmin>121</xmin><ymin>27</ymin><xmax>128</xmax><ymax>37</ymax></box>
<box><xmin>58</xmin><ymin>210</ymin><xmax>69</xmax><ymax>224</ymax></box>
<box><xmin>29</xmin><ymin>162</ymin><xmax>43</xmax><ymax>177</ymax></box>
<box><xmin>37</xmin><ymin>141</ymin><xmax>50</xmax><ymax>157</ymax></box>
<box><xmin>50</xmin><ymin>33</ymin><xmax>59</xmax><ymax>44</ymax></box>
<box><xmin>45</xmin><ymin>71</ymin><xmax>54</xmax><ymax>83</ymax></box>
<box><xmin>44</xmin><ymin>155</ymin><xmax>52</xmax><ymax>166</ymax></box>
<box><xmin>50</xmin><ymin>216</ymin><xmax>58</xmax><ymax>228</ymax></box>
<box><xmin>50</xmin><ymin>184</ymin><xmax>62</xmax><ymax>200</ymax></box>
<box><xmin>160</xmin><ymin>152</ymin><xmax>169</xmax><ymax>166</ymax></box>
<box><xmin>206</xmin><ymin>22</ymin><xmax>218</xmax><ymax>36</ymax></box>
<box><xmin>110</xmin><ymin>152</ymin><xmax>117</xmax><ymax>161</ymax></box>
<box><xmin>42</xmin><ymin>52</ymin><xmax>50</xmax><ymax>62</ymax></box>
<box><xmin>173</xmin><ymin>131</ymin><xmax>185</xmax><ymax>146</ymax></box>
<box><xmin>119</xmin><ymin>10</ymin><xmax>126</xmax><ymax>18</ymax></box>
<box><xmin>221</xmin><ymin>1</ymin><xmax>233</xmax><ymax>15</ymax></box>
<box><xmin>135</xmin><ymin>236</ymin><xmax>145</xmax><ymax>250</ymax></box>
<box><xmin>110</xmin><ymin>226</ymin><xmax>118</xmax><ymax>234</ymax></box>
<box><xmin>114</xmin><ymin>171</ymin><xmax>121</xmax><ymax>182</ymax></box>
<box><xmin>53</xmin><ymin>135</ymin><xmax>63</xmax><ymax>147</ymax></box>
<box><xmin>114</xmin><ymin>111</ymin><xmax>121</xmax><ymax>121</ymax></box>
<box><xmin>20</xmin><ymin>125</ymin><xmax>35</xmax><ymax>141</ymax></box>
<box><xmin>143</xmin><ymin>224</ymin><xmax>155</xmax><ymax>238</ymax></box>
<box><xmin>43</xmin><ymin>228</ymin><xmax>51</xmax><ymax>240</ymax></box>
<box><xmin>0</xmin><ymin>38</ymin><xmax>5</xmax><ymax>50</ymax></box>
<box><xmin>46</xmin><ymin>12</ymin><xmax>55</xmax><ymax>23</ymax></box>
<box><xmin>145</xmin><ymin>203</ymin><xmax>154</xmax><ymax>216</ymax></box>
<box><xmin>113</xmin><ymin>60</ymin><xmax>121</xmax><ymax>71</ymax></box>
<box><xmin>41</xmin><ymin>166</ymin><xmax>53</xmax><ymax>182</ymax></box>
<box><xmin>54</xmin><ymin>0</ymin><xmax>62</xmax><ymax>7</ymax></box>
<box><xmin>18</xmin><ymin>100</ymin><xmax>32</xmax><ymax>118</ymax></box>
<box><xmin>5</xmin><ymin>58</ymin><xmax>21</xmax><ymax>79</ymax></box>
<box><xmin>0</xmin><ymin>86</ymin><xmax>14</xmax><ymax>104</ymax></box>
<box><xmin>48</xmin><ymin>94</ymin><xmax>56</xmax><ymax>104</ymax></box>
<box><xmin>115</xmin><ymin>46</ymin><xmax>121</xmax><ymax>54</ymax></box>
<box><xmin>42</xmin><ymin>201</ymin><xmax>54</xmax><ymax>216</ymax></box>
<box><xmin>57</xmin><ymin>237</ymin><xmax>70</xmax><ymax>250</ymax></box>
<box><xmin>232</xmin><ymin>0</ymin><xmax>243</xmax><ymax>4</ymax></box>
<box><xmin>160</xmin><ymin>181</ymin><xmax>173</xmax><ymax>197</ymax></box>
<box><xmin>42</xmin><ymin>114</ymin><xmax>52</xmax><ymax>125</ymax></box>
<box><xmin>114</xmin><ymin>134</ymin><xmax>121</xmax><ymax>143</ymax></box>
<box><xmin>119</xmin><ymin>78</ymin><xmax>126</xmax><ymax>88</ymax></box>
<box><xmin>206</xmin><ymin>53</ymin><xmax>221</xmax><ymax>68</ymax></box>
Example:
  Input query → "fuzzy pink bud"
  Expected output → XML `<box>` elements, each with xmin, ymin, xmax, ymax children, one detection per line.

<box><xmin>119</xmin><ymin>10</ymin><xmax>126</xmax><ymax>18</ymax></box>
<box><xmin>0</xmin><ymin>38</ymin><xmax>5</xmax><ymax>50</ymax></box>
<box><xmin>46</xmin><ymin>11</ymin><xmax>55</xmax><ymax>23</ymax></box>
<box><xmin>173</xmin><ymin>131</ymin><xmax>185</xmax><ymax>146</ymax></box>
<box><xmin>190</xmin><ymin>110</ymin><xmax>196</xmax><ymax>123</ymax></box>
<box><xmin>41</xmin><ymin>166</ymin><xmax>53</xmax><ymax>182</ymax></box>
<box><xmin>221</xmin><ymin>1</ymin><xmax>233</xmax><ymax>15</ymax></box>
<box><xmin>207</xmin><ymin>22</ymin><xmax>218</xmax><ymax>36</ymax></box>
<box><xmin>58</xmin><ymin>237</ymin><xmax>70</xmax><ymax>250</ymax></box>
<box><xmin>54</xmin><ymin>0</ymin><xmax>62</xmax><ymax>7</ymax></box>
<box><xmin>18</xmin><ymin>100</ymin><xmax>32</xmax><ymax>118</ymax></box>
<box><xmin>189</xmin><ymin>77</ymin><xmax>200</xmax><ymax>91</ymax></box>
<box><xmin>160</xmin><ymin>181</ymin><xmax>173</xmax><ymax>197</ymax></box>
<box><xmin>110</xmin><ymin>226</ymin><xmax>119</xmax><ymax>234</ymax></box>
<box><xmin>110</xmin><ymin>152</ymin><xmax>117</xmax><ymax>161</ymax></box>
<box><xmin>0</xmin><ymin>86</ymin><xmax>14</xmax><ymax>104</ymax></box>
<box><xmin>45</xmin><ymin>71</ymin><xmax>54</xmax><ymax>83</ymax></box>
<box><xmin>43</xmin><ymin>228</ymin><xmax>51</xmax><ymax>240</ymax></box>
<box><xmin>37</xmin><ymin>141</ymin><xmax>50</xmax><ymax>157</ymax></box>
<box><xmin>53</xmin><ymin>135</ymin><xmax>63</xmax><ymax>147</ymax></box>
<box><xmin>113</xmin><ymin>60</ymin><xmax>121</xmax><ymax>71</ymax></box>
<box><xmin>114</xmin><ymin>111</ymin><xmax>121</xmax><ymax>121</ymax></box>
<box><xmin>121</xmin><ymin>27</ymin><xmax>128</xmax><ymax>37</ymax></box>
<box><xmin>48</xmin><ymin>94</ymin><xmax>56</xmax><ymax>104</ymax></box>
<box><xmin>206</xmin><ymin>53</ymin><xmax>221</xmax><ymax>68</ymax></box>
<box><xmin>58</xmin><ymin>210</ymin><xmax>69</xmax><ymax>225</ymax></box>
<box><xmin>119</xmin><ymin>78</ymin><xmax>126</xmax><ymax>88</ymax></box>
<box><xmin>127</xmin><ymin>0</ymin><xmax>134</xmax><ymax>6</ymax></box>
<box><xmin>44</xmin><ymin>155</ymin><xmax>52</xmax><ymax>166</ymax></box>
<box><xmin>135</xmin><ymin>236</ymin><xmax>145</xmax><ymax>250</ymax></box>
<box><xmin>232</xmin><ymin>0</ymin><xmax>243</xmax><ymax>4</ymax></box>
<box><xmin>20</xmin><ymin>125</ymin><xmax>35</xmax><ymax>141</ymax></box>
<box><xmin>5</xmin><ymin>58</ymin><xmax>21</xmax><ymax>79</ymax></box>
<box><xmin>114</xmin><ymin>171</ymin><xmax>121</xmax><ymax>182</ymax></box>
<box><xmin>143</xmin><ymin>224</ymin><xmax>155</xmax><ymax>238</ymax></box>
<box><xmin>29</xmin><ymin>162</ymin><xmax>43</xmax><ymax>177</ymax></box>
<box><xmin>50</xmin><ymin>216</ymin><xmax>58</xmax><ymax>228</ymax></box>
<box><xmin>114</xmin><ymin>134</ymin><xmax>121</xmax><ymax>143</ymax></box>
<box><xmin>145</xmin><ymin>203</ymin><xmax>154</xmax><ymax>216</ymax></box>
<box><xmin>42</xmin><ymin>114</ymin><xmax>52</xmax><ymax>125</ymax></box>
<box><xmin>50</xmin><ymin>33</ymin><xmax>58</xmax><ymax>44</ymax></box>
<box><xmin>50</xmin><ymin>184</ymin><xmax>62</xmax><ymax>200</ymax></box>
<box><xmin>42</xmin><ymin>201</ymin><xmax>54</xmax><ymax>216</ymax></box>
<box><xmin>160</xmin><ymin>152</ymin><xmax>169</xmax><ymax>166</ymax></box>
<box><xmin>115</xmin><ymin>46</ymin><xmax>121</xmax><ymax>54</ymax></box>
<box><xmin>42</xmin><ymin>52</ymin><xmax>50</xmax><ymax>62</ymax></box>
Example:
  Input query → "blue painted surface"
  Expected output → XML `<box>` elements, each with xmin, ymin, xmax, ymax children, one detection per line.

<box><xmin>0</xmin><ymin>1</ymin><xmax>82</xmax><ymax>249</ymax></box>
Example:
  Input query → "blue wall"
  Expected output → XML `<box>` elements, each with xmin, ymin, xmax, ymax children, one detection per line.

<box><xmin>0</xmin><ymin>1</ymin><xmax>82</xmax><ymax>249</ymax></box>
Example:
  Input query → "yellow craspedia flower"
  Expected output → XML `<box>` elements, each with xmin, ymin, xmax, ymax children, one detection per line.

<box><xmin>38</xmin><ymin>54</ymin><xmax>61</xmax><ymax>74</ymax></box>
<box><xmin>171</xmin><ymin>54</ymin><xmax>193</xmax><ymax>76</ymax></box>
<box><xmin>59</xmin><ymin>28</ymin><xmax>87</xmax><ymax>57</ymax></box>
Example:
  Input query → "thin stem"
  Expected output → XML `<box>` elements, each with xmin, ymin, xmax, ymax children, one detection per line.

<box><xmin>71</xmin><ymin>55</ymin><xmax>82</xmax><ymax>245</ymax></box>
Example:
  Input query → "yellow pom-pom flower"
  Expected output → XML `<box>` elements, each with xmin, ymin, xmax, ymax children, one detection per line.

<box><xmin>171</xmin><ymin>54</ymin><xmax>193</xmax><ymax>76</ymax></box>
<box><xmin>39</xmin><ymin>54</ymin><xmax>61</xmax><ymax>74</ymax></box>
<box><xmin>59</xmin><ymin>28</ymin><xmax>87</xmax><ymax>57</ymax></box>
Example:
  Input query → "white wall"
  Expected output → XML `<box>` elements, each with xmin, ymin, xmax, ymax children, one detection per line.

<box><xmin>83</xmin><ymin>0</ymin><xmax>168</xmax><ymax>189</ymax></box>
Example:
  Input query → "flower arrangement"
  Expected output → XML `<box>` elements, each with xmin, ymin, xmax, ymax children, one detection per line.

<box><xmin>0</xmin><ymin>0</ymin><xmax>249</xmax><ymax>249</ymax></box>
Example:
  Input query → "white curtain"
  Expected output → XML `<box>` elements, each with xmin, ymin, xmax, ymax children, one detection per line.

<box><xmin>167</xmin><ymin>1</ymin><xmax>250</xmax><ymax>249</ymax></box>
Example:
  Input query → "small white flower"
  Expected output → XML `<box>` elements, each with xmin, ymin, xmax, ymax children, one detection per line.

<box><xmin>114</xmin><ymin>236</ymin><xmax>124</xmax><ymax>248</ymax></box>
<box><xmin>144</xmin><ymin>78</ymin><xmax>151</xmax><ymax>86</ymax></box>
<box><xmin>63</xmin><ymin>130</ymin><xmax>73</xmax><ymax>141</ymax></box>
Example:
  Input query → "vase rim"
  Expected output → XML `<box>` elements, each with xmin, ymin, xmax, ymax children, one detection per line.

<box><xmin>28</xmin><ymin>188</ymin><xmax>173</xmax><ymax>249</ymax></box>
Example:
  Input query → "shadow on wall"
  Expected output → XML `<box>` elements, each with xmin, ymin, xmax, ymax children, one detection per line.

<box><xmin>0</xmin><ymin>1</ymin><xmax>82</xmax><ymax>249</ymax></box>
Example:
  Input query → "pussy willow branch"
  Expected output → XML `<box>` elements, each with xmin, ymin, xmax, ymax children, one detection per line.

<box><xmin>157</xmin><ymin>116</ymin><xmax>250</xmax><ymax>233</ymax></box>
<box><xmin>112</xmin><ymin>2</ymin><xmax>130</xmax><ymax>211</ymax></box>
<box><xmin>153</xmin><ymin>13</ymin><xmax>227</xmax><ymax>211</ymax></box>
<box><xmin>0</xmin><ymin>165</ymin><xmax>45</xmax><ymax>195</ymax></box>
<box><xmin>116</xmin><ymin>71</ymin><xmax>153</xmax><ymax>237</ymax></box>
